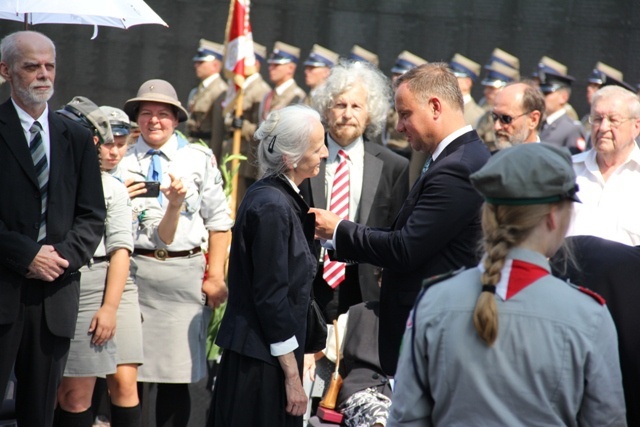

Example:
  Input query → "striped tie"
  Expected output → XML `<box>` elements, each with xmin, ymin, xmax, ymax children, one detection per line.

<box><xmin>323</xmin><ymin>150</ymin><xmax>350</xmax><ymax>288</ymax></box>
<box><xmin>30</xmin><ymin>121</ymin><xmax>48</xmax><ymax>242</ymax></box>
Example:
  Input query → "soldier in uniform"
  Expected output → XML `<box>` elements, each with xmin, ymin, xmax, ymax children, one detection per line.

<box><xmin>449</xmin><ymin>53</ymin><xmax>484</xmax><ymax>128</ymax></box>
<box><xmin>120</xmin><ymin>79</ymin><xmax>233</xmax><ymax>425</ymax></box>
<box><xmin>536</xmin><ymin>58</ymin><xmax>586</xmax><ymax>153</ymax></box>
<box><xmin>531</xmin><ymin>56</ymin><xmax>580</xmax><ymax>121</ymax></box>
<box><xmin>221</xmin><ymin>42</ymin><xmax>272</xmax><ymax>205</ymax></box>
<box><xmin>303</xmin><ymin>44</ymin><xmax>339</xmax><ymax>104</ymax></box>
<box><xmin>258</xmin><ymin>41</ymin><xmax>307</xmax><ymax>122</ymax></box>
<box><xmin>186</xmin><ymin>39</ymin><xmax>228</xmax><ymax>163</ymax></box>
<box><xmin>475</xmin><ymin>49</ymin><xmax>520</xmax><ymax>151</ymax></box>
<box><xmin>348</xmin><ymin>45</ymin><xmax>379</xmax><ymax>68</ymax></box>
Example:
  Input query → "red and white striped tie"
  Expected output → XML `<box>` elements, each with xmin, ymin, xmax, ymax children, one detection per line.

<box><xmin>323</xmin><ymin>150</ymin><xmax>350</xmax><ymax>288</ymax></box>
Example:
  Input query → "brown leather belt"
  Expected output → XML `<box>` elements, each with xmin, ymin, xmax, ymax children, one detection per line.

<box><xmin>134</xmin><ymin>247</ymin><xmax>201</xmax><ymax>261</ymax></box>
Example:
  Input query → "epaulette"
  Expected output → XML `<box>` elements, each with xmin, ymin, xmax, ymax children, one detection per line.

<box><xmin>566</xmin><ymin>281</ymin><xmax>606</xmax><ymax>305</ymax></box>
<box><xmin>421</xmin><ymin>267</ymin><xmax>465</xmax><ymax>290</ymax></box>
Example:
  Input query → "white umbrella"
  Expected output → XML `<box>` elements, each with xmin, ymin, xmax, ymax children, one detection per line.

<box><xmin>0</xmin><ymin>0</ymin><xmax>168</xmax><ymax>38</ymax></box>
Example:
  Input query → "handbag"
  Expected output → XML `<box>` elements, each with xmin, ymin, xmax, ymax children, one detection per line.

<box><xmin>305</xmin><ymin>298</ymin><xmax>328</xmax><ymax>353</ymax></box>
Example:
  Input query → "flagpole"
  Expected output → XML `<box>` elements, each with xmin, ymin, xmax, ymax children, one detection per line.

<box><xmin>229</xmin><ymin>88</ymin><xmax>244</xmax><ymax>216</ymax></box>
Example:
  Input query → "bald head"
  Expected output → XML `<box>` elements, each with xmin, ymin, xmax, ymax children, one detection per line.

<box><xmin>492</xmin><ymin>82</ymin><xmax>544</xmax><ymax>149</ymax></box>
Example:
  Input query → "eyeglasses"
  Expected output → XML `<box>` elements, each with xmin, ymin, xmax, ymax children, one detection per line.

<box><xmin>491</xmin><ymin>111</ymin><xmax>530</xmax><ymax>125</ymax></box>
<box><xmin>588</xmin><ymin>115</ymin><xmax>635</xmax><ymax>128</ymax></box>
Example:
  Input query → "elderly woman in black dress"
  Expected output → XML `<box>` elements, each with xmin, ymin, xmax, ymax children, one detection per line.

<box><xmin>210</xmin><ymin>104</ymin><xmax>328</xmax><ymax>426</ymax></box>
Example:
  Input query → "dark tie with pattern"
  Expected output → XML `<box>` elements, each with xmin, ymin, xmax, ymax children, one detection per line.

<box><xmin>30</xmin><ymin>121</ymin><xmax>48</xmax><ymax>242</ymax></box>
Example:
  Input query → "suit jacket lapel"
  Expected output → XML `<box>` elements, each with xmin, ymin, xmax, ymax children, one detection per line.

<box><xmin>0</xmin><ymin>99</ymin><xmax>40</xmax><ymax>188</ymax></box>
<box><xmin>358</xmin><ymin>142</ymin><xmax>383</xmax><ymax>224</ymax></box>
<box><xmin>47</xmin><ymin>110</ymin><xmax>71</xmax><ymax>191</ymax></box>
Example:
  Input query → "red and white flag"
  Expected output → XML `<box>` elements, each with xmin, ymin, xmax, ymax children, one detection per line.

<box><xmin>223</xmin><ymin>0</ymin><xmax>256</xmax><ymax>89</ymax></box>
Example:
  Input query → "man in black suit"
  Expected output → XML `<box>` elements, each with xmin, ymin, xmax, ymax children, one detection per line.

<box><xmin>0</xmin><ymin>31</ymin><xmax>105</xmax><ymax>426</ymax></box>
<box><xmin>313</xmin><ymin>63</ymin><xmax>490</xmax><ymax>375</ymax></box>
<box><xmin>302</xmin><ymin>60</ymin><xmax>409</xmax><ymax>322</ymax></box>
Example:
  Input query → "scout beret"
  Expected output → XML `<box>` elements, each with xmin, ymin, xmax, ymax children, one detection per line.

<box><xmin>470</xmin><ymin>143</ymin><xmax>580</xmax><ymax>205</ymax></box>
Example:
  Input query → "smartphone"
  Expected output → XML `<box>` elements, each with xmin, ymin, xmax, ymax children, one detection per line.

<box><xmin>132</xmin><ymin>181</ymin><xmax>160</xmax><ymax>198</ymax></box>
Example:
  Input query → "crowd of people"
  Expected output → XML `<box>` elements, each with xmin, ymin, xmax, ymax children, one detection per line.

<box><xmin>0</xmin><ymin>28</ymin><xmax>638</xmax><ymax>427</ymax></box>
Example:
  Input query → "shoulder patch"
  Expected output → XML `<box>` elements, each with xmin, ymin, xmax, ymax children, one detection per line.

<box><xmin>421</xmin><ymin>267</ymin><xmax>465</xmax><ymax>289</ymax></box>
<box><xmin>566</xmin><ymin>281</ymin><xmax>606</xmax><ymax>305</ymax></box>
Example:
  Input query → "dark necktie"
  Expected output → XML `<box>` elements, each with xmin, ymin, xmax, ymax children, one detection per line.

<box><xmin>30</xmin><ymin>121</ymin><xmax>48</xmax><ymax>242</ymax></box>
<box><xmin>421</xmin><ymin>156</ymin><xmax>433</xmax><ymax>175</ymax></box>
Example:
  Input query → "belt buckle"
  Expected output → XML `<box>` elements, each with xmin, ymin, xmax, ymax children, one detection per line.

<box><xmin>154</xmin><ymin>248</ymin><xmax>168</xmax><ymax>260</ymax></box>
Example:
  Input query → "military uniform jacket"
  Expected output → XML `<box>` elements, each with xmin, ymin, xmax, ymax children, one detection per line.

<box><xmin>463</xmin><ymin>96</ymin><xmax>484</xmax><ymax>128</ymax></box>
<box><xmin>540</xmin><ymin>112</ymin><xmax>585</xmax><ymax>153</ymax></box>
<box><xmin>187</xmin><ymin>74</ymin><xmax>228</xmax><ymax>162</ymax></box>
<box><xmin>0</xmin><ymin>100</ymin><xmax>106</xmax><ymax>338</ymax></box>
<box><xmin>216</xmin><ymin>175</ymin><xmax>318</xmax><ymax>367</ymax></box>
<box><xmin>333</xmin><ymin>129</ymin><xmax>490</xmax><ymax>375</ymax></box>
<box><xmin>221</xmin><ymin>73</ymin><xmax>271</xmax><ymax>180</ymax></box>
<box><xmin>389</xmin><ymin>248</ymin><xmax>626</xmax><ymax>427</ymax></box>
<box><xmin>258</xmin><ymin>79</ymin><xmax>307</xmax><ymax>122</ymax></box>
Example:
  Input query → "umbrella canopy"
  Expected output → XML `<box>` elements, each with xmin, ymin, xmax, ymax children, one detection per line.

<box><xmin>0</xmin><ymin>0</ymin><xmax>168</xmax><ymax>31</ymax></box>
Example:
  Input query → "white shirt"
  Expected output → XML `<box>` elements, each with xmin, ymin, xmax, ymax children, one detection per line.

<box><xmin>432</xmin><ymin>125</ymin><xmax>473</xmax><ymax>161</ymax></box>
<box><xmin>201</xmin><ymin>72</ymin><xmax>221</xmax><ymax>89</ymax></box>
<box><xmin>545</xmin><ymin>108</ymin><xmax>566</xmax><ymax>126</ymax></box>
<box><xmin>117</xmin><ymin>134</ymin><xmax>234</xmax><ymax>250</ymax></box>
<box><xmin>325</xmin><ymin>134</ymin><xmax>365</xmax><ymax>221</ymax></box>
<box><xmin>567</xmin><ymin>145</ymin><xmax>640</xmax><ymax>245</ymax></box>
<box><xmin>13</xmin><ymin>100</ymin><xmax>51</xmax><ymax>161</ymax></box>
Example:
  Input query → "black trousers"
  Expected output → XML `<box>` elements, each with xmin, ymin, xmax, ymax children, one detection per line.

<box><xmin>0</xmin><ymin>283</ymin><xmax>70</xmax><ymax>427</ymax></box>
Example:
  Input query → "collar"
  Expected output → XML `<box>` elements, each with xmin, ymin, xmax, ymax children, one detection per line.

<box><xmin>478</xmin><ymin>247</ymin><xmax>551</xmax><ymax>301</ymax></box>
<box><xmin>326</xmin><ymin>133</ymin><xmax>364</xmax><ymax>162</ymax></box>
<box><xmin>12</xmin><ymin>99</ymin><xmax>49</xmax><ymax>135</ymax></box>
<box><xmin>134</xmin><ymin>133</ymin><xmax>180</xmax><ymax>161</ymax></box>
<box><xmin>284</xmin><ymin>174</ymin><xmax>300</xmax><ymax>193</ymax></box>
<box><xmin>581</xmin><ymin>141</ymin><xmax>640</xmax><ymax>171</ymax></box>
<box><xmin>432</xmin><ymin>125</ymin><xmax>473</xmax><ymax>160</ymax></box>
<box><xmin>201</xmin><ymin>73</ymin><xmax>220</xmax><ymax>88</ymax></box>
<box><xmin>463</xmin><ymin>94</ymin><xmax>473</xmax><ymax>105</ymax></box>
<box><xmin>545</xmin><ymin>108</ymin><xmax>566</xmax><ymax>125</ymax></box>
<box><xmin>274</xmin><ymin>78</ymin><xmax>295</xmax><ymax>96</ymax></box>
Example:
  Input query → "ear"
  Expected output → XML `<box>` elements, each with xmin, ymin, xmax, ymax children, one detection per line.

<box><xmin>93</xmin><ymin>135</ymin><xmax>100</xmax><ymax>146</ymax></box>
<box><xmin>0</xmin><ymin>62</ymin><xmax>10</xmax><ymax>81</ymax></box>
<box><xmin>528</xmin><ymin>110</ymin><xmax>542</xmax><ymax>130</ymax></box>
<box><xmin>429</xmin><ymin>97</ymin><xmax>443</xmax><ymax>120</ymax></box>
<box><xmin>546</xmin><ymin>205</ymin><xmax>560</xmax><ymax>231</ymax></box>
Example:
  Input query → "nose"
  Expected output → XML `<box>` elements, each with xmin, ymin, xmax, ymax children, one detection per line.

<box><xmin>320</xmin><ymin>144</ymin><xmax>329</xmax><ymax>159</ymax></box>
<box><xmin>395</xmin><ymin>118</ymin><xmax>405</xmax><ymax>133</ymax></box>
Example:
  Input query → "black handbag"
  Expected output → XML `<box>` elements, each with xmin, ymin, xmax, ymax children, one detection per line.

<box><xmin>305</xmin><ymin>298</ymin><xmax>328</xmax><ymax>354</ymax></box>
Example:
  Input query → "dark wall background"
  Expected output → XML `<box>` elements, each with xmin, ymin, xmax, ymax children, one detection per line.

<box><xmin>1</xmin><ymin>0</ymin><xmax>639</xmax><ymax>119</ymax></box>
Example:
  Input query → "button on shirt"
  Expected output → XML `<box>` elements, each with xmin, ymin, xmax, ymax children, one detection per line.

<box><xmin>568</xmin><ymin>145</ymin><xmax>640</xmax><ymax>245</ymax></box>
<box><xmin>117</xmin><ymin>134</ymin><xmax>233</xmax><ymax>250</ymax></box>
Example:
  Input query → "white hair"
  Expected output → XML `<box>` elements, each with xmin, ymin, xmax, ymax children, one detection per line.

<box><xmin>255</xmin><ymin>105</ymin><xmax>321</xmax><ymax>177</ymax></box>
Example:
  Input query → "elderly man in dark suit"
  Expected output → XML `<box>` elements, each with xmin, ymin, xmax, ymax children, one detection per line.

<box><xmin>0</xmin><ymin>31</ymin><xmax>105</xmax><ymax>426</ymax></box>
<box><xmin>302</xmin><ymin>60</ymin><xmax>409</xmax><ymax>322</ymax></box>
<box><xmin>313</xmin><ymin>62</ymin><xmax>490</xmax><ymax>375</ymax></box>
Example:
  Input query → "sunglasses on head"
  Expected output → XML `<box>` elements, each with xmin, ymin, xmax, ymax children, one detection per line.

<box><xmin>491</xmin><ymin>111</ymin><xmax>530</xmax><ymax>125</ymax></box>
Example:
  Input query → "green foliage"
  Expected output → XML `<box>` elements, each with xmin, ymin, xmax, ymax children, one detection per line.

<box><xmin>219</xmin><ymin>153</ymin><xmax>248</xmax><ymax>200</ymax></box>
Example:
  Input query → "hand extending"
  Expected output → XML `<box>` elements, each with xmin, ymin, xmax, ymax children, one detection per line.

<box><xmin>26</xmin><ymin>245</ymin><xmax>69</xmax><ymax>281</ymax></box>
<box><xmin>202</xmin><ymin>275</ymin><xmax>228</xmax><ymax>310</ymax></box>
<box><xmin>308</xmin><ymin>208</ymin><xmax>341</xmax><ymax>240</ymax></box>
<box><xmin>162</xmin><ymin>173</ymin><xmax>187</xmax><ymax>208</ymax></box>
<box><xmin>124</xmin><ymin>178</ymin><xmax>148</xmax><ymax>199</ymax></box>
